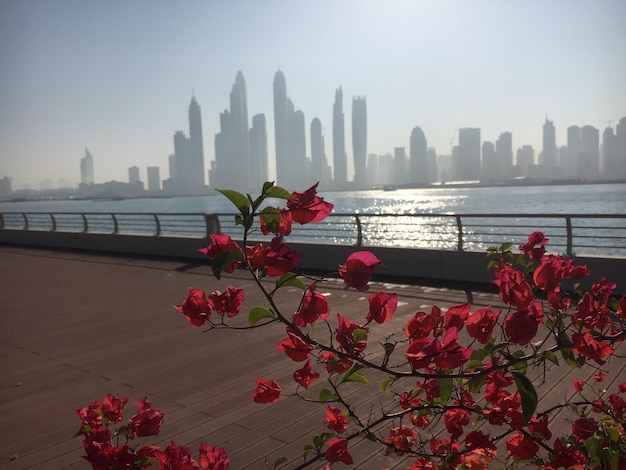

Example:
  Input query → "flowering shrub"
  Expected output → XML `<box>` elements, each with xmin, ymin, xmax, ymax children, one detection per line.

<box><xmin>79</xmin><ymin>182</ymin><xmax>626</xmax><ymax>469</ymax></box>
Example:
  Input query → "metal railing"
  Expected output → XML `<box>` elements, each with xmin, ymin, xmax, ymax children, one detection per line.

<box><xmin>1</xmin><ymin>211</ymin><xmax>625</xmax><ymax>257</ymax></box>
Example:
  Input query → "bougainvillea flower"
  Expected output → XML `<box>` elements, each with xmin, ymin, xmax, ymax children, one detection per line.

<box><xmin>325</xmin><ymin>438</ymin><xmax>353</xmax><ymax>465</ymax></box>
<box><xmin>572</xmin><ymin>417</ymin><xmax>597</xmax><ymax>440</ymax></box>
<box><xmin>618</xmin><ymin>294</ymin><xmax>626</xmax><ymax>318</ymax></box>
<box><xmin>519</xmin><ymin>231</ymin><xmax>549</xmax><ymax>260</ymax></box>
<box><xmin>404</xmin><ymin>306</ymin><xmax>444</xmax><ymax>340</ymax></box>
<box><xmin>609</xmin><ymin>393</ymin><xmax>626</xmax><ymax>421</ymax></box>
<box><xmin>573</xmin><ymin>379</ymin><xmax>585</xmax><ymax>391</ymax></box>
<box><xmin>572</xmin><ymin>331</ymin><xmax>614</xmax><ymax>365</ymax></box>
<box><xmin>128</xmin><ymin>397</ymin><xmax>164</xmax><ymax>438</ymax></box>
<box><xmin>293</xmin><ymin>284</ymin><xmax>330</xmax><ymax>326</ymax></box>
<box><xmin>338</xmin><ymin>251</ymin><xmax>382</xmax><ymax>291</ymax></box>
<box><xmin>574</xmin><ymin>292</ymin><xmax>611</xmax><ymax>330</ymax></box>
<box><xmin>198</xmin><ymin>443</ymin><xmax>229</xmax><ymax>470</ymax></box>
<box><xmin>82</xmin><ymin>434</ymin><xmax>115</xmax><ymax>470</ymax></box>
<box><xmin>198</xmin><ymin>234</ymin><xmax>241</xmax><ymax>273</ymax></box>
<box><xmin>385</xmin><ymin>425</ymin><xmax>417</xmax><ymax>455</ymax></box>
<box><xmin>156</xmin><ymin>441</ymin><xmax>199</xmax><ymax>470</ymax></box>
<box><xmin>528</xmin><ymin>415</ymin><xmax>552</xmax><ymax>442</ymax></box>
<box><xmin>435</xmin><ymin>327</ymin><xmax>472</xmax><ymax>369</ymax></box>
<box><xmin>253</xmin><ymin>379</ymin><xmax>281</xmax><ymax>404</ymax></box>
<box><xmin>505</xmin><ymin>433</ymin><xmax>539</xmax><ymax>460</ymax></box>
<box><xmin>366</xmin><ymin>292</ymin><xmax>398</xmax><ymax>324</ymax></box>
<box><xmin>76</xmin><ymin>398</ymin><xmax>103</xmax><ymax>429</ymax></box>
<box><xmin>320</xmin><ymin>351</ymin><xmax>353</xmax><ymax>374</ymax></box>
<box><xmin>293</xmin><ymin>360</ymin><xmax>320</xmax><ymax>389</ymax></box>
<box><xmin>466</xmin><ymin>307</ymin><xmax>501</xmax><ymax>344</ymax></box>
<box><xmin>335</xmin><ymin>314</ymin><xmax>368</xmax><ymax>355</ymax></box>
<box><xmin>444</xmin><ymin>408</ymin><xmax>470</xmax><ymax>440</ymax></box>
<box><xmin>208</xmin><ymin>286</ymin><xmax>244</xmax><ymax>318</ymax></box>
<box><xmin>286</xmin><ymin>183</ymin><xmax>334</xmax><ymax>224</ymax></box>
<box><xmin>406</xmin><ymin>337</ymin><xmax>439</xmax><ymax>370</ymax></box>
<box><xmin>275</xmin><ymin>327</ymin><xmax>314</xmax><ymax>362</ymax></box>
<box><xmin>260</xmin><ymin>208</ymin><xmax>293</xmax><ymax>236</ymax></box>
<box><xmin>465</xmin><ymin>430</ymin><xmax>497</xmax><ymax>453</ymax></box>
<box><xmin>101</xmin><ymin>393</ymin><xmax>128</xmax><ymax>423</ymax></box>
<box><xmin>592</xmin><ymin>276</ymin><xmax>616</xmax><ymax>303</ymax></box>
<box><xmin>324</xmin><ymin>405</ymin><xmax>350</xmax><ymax>434</ymax></box>
<box><xmin>263</xmin><ymin>236</ymin><xmax>303</xmax><ymax>277</ymax></box>
<box><xmin>493</xmin><ymin>264</ymin><xmax>533</xmax><ymax>310</ymax></box>
<box><xmin>444</xmin><ymin>302</ymin><xmax>471</xmax><ymax>331</ymax></box>
<box><xmin>504</xmin><ymin>300</ymin><xmax>544</xmax><ymax>345</ymax></box>
<box><xmin>174</xmin><ymin>288</ymin><xmax>211</xmax><ymax>327</ymax></box>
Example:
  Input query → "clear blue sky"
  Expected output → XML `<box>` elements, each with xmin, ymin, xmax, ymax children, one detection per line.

<box><xmin>1</xmin><ymin>0</ymin><xmax>624</xmax><ymax>189</ymax></box>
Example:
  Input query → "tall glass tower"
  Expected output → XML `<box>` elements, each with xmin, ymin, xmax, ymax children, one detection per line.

<box><xmin>333</xmin><ymin>87</ymin><xmax>347</xmax><ymax>185</ymax></box>
<box><xmin>188</xmin><ymin>94</ymin><xmax>205</xmax><ymax>187</ymax></box>
<box><xmin>352</xmin><ymin>96</ymin><xmax>367</xmax><ymax>187</ymax></box>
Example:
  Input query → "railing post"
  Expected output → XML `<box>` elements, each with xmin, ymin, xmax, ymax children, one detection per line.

<box><xmin>455</xmin><ymin>215</ymin><xmax>464</xmax><ymax>251</ymax></box>
<box><xmin>153</xmin><ymin>214</ymin><xmax>161</xmax><ymax>236</ymax></box>
<box><xmin>565</xmin><ymin>216</ymin><xmax>573</xmax><ymax>256</ymax></box>
<box><xmin>204</xmin><ymin>214</ymin><xmax>221</xmax><ymax>237</ymax></box>
<box><xmin>0</xmin><ymin>213</ymin><xmax>4</xmax><ymax>231</ymax></box>
<box><xmin>50</xmin><ymin>214</ymin><xmax>56</xmax><ymax>232</ymax></box>
<box><xmin>355</xmin><ymin>215</ymin><xmax>363</xmax><ymax>247</ymax></box>
<box><xmin>81</xmin><ymin>214</ymin><xmax>88</xmax><ymax>233</ymax></box>
<box><xmin>22</xmin><ymin>213</ymin><xmax>28</xmax><ymax>231</ymax></box>
<box><xmin>111</xmin><ymin>214</ymin><xmax>119</xmax><ymax>234</ymax></box>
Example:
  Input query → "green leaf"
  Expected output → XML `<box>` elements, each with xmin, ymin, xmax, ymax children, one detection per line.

<box><xmin>302</xmin><ymin>443</ymin><xmax>315</xmax><ymax>458</ymax></box>
<box><xmin>513</xmin><ymin>372</ymin><xmax>538</xmax><ymax>423</ymax></box>
<box><xmin>379</xmin><ymin>377</ymin><xmax>395</xmax><ymax>393</ymax></box>
<box><xmin>541</xmin><ymin>350</ymin><xmax>559</xmax><ymax>366</ymax></box>
<box><xmin>265</xmin><ymin>185</ymin><xmax>293</xmax><ymax>200</ymax></box>
<box><xmin>584</xmin><ymin>434</ymin><xmax>601</xmax><ymax>458</ymax></box>
<box><xmin>365</xmin><ymin>432</ymin><xmax>377</xmax><ymax>442</ymax></box>
<box><xmin>318</xmin><ymin>389</ymin><xmax>336</xmax><ymax>403</ymax></box>
<box><xmin>500</xmin><ymin>242</ymin><xmax>513</xmax><ymax>252</ymax></box>
<box><xmin>352</xmin><ymin>328</ymin><xmax>368</xmax><ymax>343</ymax></box>
<box><xmin>467</xmin><ymin>348</ymin><xmax>489</xmax><ymax>369</ymax></box>
<box><xmin>248</xmin><ymin>306</ymin><xmax>275</xmax><ymax>326</ymax></box>
<box><xmin>275</xmin><ymin>272</ymin><xmax>306</xmax><ymax>290</ymax></box>
<box><xmin>272</xmin><ymin>456</ymin><xmax>288</xmax><ymax>469</ymax></box>
<box><xmin>341</xmin><ymin>366</ymin><xmax>369</xmax><ymax>385</ymax></box>
<box><xmin>512</xmin><ymin>350</ymin><xmax>527</xmax><ymax>373</ymax></box>
<box><xmin>437</xmin><ymin>377</ymin><xmax>453</xmax><ymax>405</ymax></box>
<box><xmin>211</xmin><ymin>250</ymin><xmax>241</xmax><ymax>280</ymax></box>
<box><xmin>606</xmin><ymin>426</ymin><xmax>620</xmax><ymax>442</ymax></box>
<box><xmin>216</xmin><ymin>189</ymin><xmax>250</xmax><ymax>215</ymax></box>
<box><xmin>467</xmin><ymin>375</ymin><xmax>486</xmax><ymax>393</ymax></box>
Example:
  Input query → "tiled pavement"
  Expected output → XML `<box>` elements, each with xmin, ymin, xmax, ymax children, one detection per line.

<box><xmin>1</xmin><ymin>246</ymin><xmax>624</xmax><ymax>469</ymax></box>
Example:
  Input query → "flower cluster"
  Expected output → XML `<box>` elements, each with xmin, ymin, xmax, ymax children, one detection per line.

<box><xmin>88</xmin><ymin>182</ymin><xmax>623</xmax><ymax>470</ymax></box>
<box><xmin>76</xmin><ymin>394</ymin><xmax>228</xmax><ymax>470</ymax></box>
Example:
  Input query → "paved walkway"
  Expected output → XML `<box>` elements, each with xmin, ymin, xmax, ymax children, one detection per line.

<box><xmin>1</xmin><ymin>246</ymin><xmax>624</xmax><ymax>469</ymax></box>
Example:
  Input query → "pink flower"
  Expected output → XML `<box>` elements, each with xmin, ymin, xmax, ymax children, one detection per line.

<box><xmin>324</xmin><ymin>405</ymin><xmax>349</xmax><ymax>434</ymax></box>
<box><xmin>504</xmin><ymin>300</ymin><xmax>544</xmax><ymax>345</ymax></box>
<box><xmin>128</xmin><ymin>397</ymin><xmax>164</xmax><ymax>438</ymax></box>
<box><xmin>466</xmin><ymin>307</ymin><xmax>501</xmax><ymax>344</ymax></box>
<box><xmin>198</xmin><ymin>443</ymin><xmax>229</xmax><ymax>470</ymax></box>
<box><xmin>198</xmin><ymin>234</ymin><xmax>241</xmax><ymax>273</ymax></box>
<box><xmin>293</xmin><ymin>360</ymin><xmax>320</xmax><ymax>389</ymax></box>
<box><xmin>286</xmin><ymin>183</ymin><xmax>334</xmax><ymax>224</ymax></box>
<box><xmin>101</xmin><ymin>393</ymin><xmax>128</xmax><ymax>423</ymax></box>
<box><xmin>156</xmin><ymin>441</ymin><xmax>199</xmax><ymax>470</ymax></box>
<box><xmin>338</xmin><ymin>251</ymin><xmax>382</xmax><ymax>291</ymax></box>
<box><xmin>275</xmin><ymin>327</ymin><xmax>314</xmax><ymax>362</ymax></box>
<box><xmin>293</xmin><ymin>284</ymin><xmax>330</xmax><ymax>326</ymax></box>
<box><xmin>572</xmin><ymin>331</ymin><xmax>614</xmax><ymax>365</ymax></box>
<box><xmin>208</xmin><ymin>286</ymin><xmax>244</xmax><ymax>317</ymax></box>
<box><xmin>325</xmin><ymin>438</ymin><xmax>353</xmax><ymax>465</ymax></box>
<box><xmin>519</xmin><ymin>231</ymin><xmax>549</xmax><ymax>260</ymax></box>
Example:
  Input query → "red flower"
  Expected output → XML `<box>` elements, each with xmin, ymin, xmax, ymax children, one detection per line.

<box><xmin>465</xmin><ymin>431</ymin><xmax>497</xmax><ymax>453</ymax></box>
<box><xmin>76</xmin><ymin>398</ymin><xmax>103</xmax><ymax>430</ymax></box>
<box><xmin>174</xmin><ymin>288</ymin><xmax>211</xmax><ymax>327</ymax></box>
<box><xmin>406</xmin><ymin>337</ymin><xmax>438</xmax><ymax>370</ymax></box>
<box><xmin>335</xmin><ymin>314</ymin><xmax>368</xmax><ymax>355</ymax></box>
<box><xmin>293</xmin><ymin>360</ymin><xmax>320</xmax><ymax>389</ymax></box>
<box><xmin>618</xmin><ymin>294</ymin><xmax>626</xmax><ymax>318</ymax></box>
<box><xmin>156</xmin><ymin>441</ymin><xmax>199</xmax><ymax>470</ymax></box>
<box><xmin>102</xmin><ymin>393</ymin><xmax>128</xmax><ymax>423</ymax></box>
<box><xmin>575</xmin><ymin>292</ymin><xmax>611</xmax><ymax>330</ymax></box>
<box><xmin>128</xmin><ymin>397</ymin><xmax>164</xmax><ymax>438</ymax></box>
<box><xmin>325</xmin><ymin>438</ymin><xmax>353</xmax><ymax>465</ymax></box>
<box><xmin>338</xmin><ymin>251</ymin><xmax>382</xmax><ymax>291</ymax></box>
<box><xmin>573</xmin><ymin>379</ymin><xmax>585</xmax><ymax>391</ymax></box>
<box><xmin>199</xmin><ymin>234</ymin><xmax>241</xmax><ymax>273</ymax></box>
<box><xmin>572</xmin><ymin>417</ymin><xmax>597</xmax><ymax>440</ymax></box>
<box><xmin>324</xmin><ymin>405</ymin><xmax>350</xmax><ymax>434</ymax></box>
<box><xmin>572</xmin><ymin>331</ymin><xmax>614</xmax><ymax>365</ymax></box>
<box><xmin>528</xmin><ymin>415</ymin><xmax>552</xmax><ymax>441</ymax></box>
<box><xmin>505</xmin><ymin>433</ymin><xmax>539</xmax><ymax>460</ymax></box>
<box><xmin>366</xmin><ymin>292</ymin><xmax>398</xmax><ymax>324</ymax></box>
<box><xmin>320</xmin><ymin>351</ymin><xmax>353</xmax><ymax>374</ymax></box>
<box><xmin>444</xmin><ymin>302</ymin><xmax>471</xmax><ymax>331</ymax></box>
<box><xmin>504</xmin><ymin>300</ymin><xmax>544</xmax><ymax>345</ymax></box>
<box><xmin>253</xmin><ymin>379</ymin><xmax>281</xmax><ymax>404</ymax></box>
<box><xmin>293</xmin><ymin>284</ymin><xmax>330</xmax><ymax>326</ymax></box>
<box><xmin>519</xmin><ymin>231</ymin><xmax>549</xmax><ymax>260</ymax></box>
<box><xmin>275</xmin><ymin>327</ymin><xmax>314</xmax><ymax>362</ymax></box>
<box><xmin>435</xmin><ymin>327</ymin><xmax>472</xmax><ymax>369</ymax></box>
<box><xmin>385</xmin><ymin>425</ymin><xmax>417</xmax><ymax>455</ymax></box>
<box><xmin>466</xmin><ymin>307</ymin><xmax>501</xmax><ymax>344</ymax></box>
<box><xmin>286</xmin><ymin>183</ymin><xmax>334</xmax><ymax>224</ymax></box>
<box><xmin>260</xmin><ymin>208</ymin><xmax>293</xmax><ymax>236</ymax></box>
<box><xmin>444</xmin><ymin>408</ymin><xmax>470</xmax><ymax>440</ymax></box>
<box><xmin>198</xmin><ymin>443</ymin><xmax>229</xmax><ymax>470</ymax></box>
<box><xmin>493</xmin><ymin>264</ymin><xmax>533</xmax><ymax>310</ymax></box>
<box><xmin>263</xmin><ymin>236</ymin><xmax>303</xmax><ymax>277</ymax></box>
<box><xmin>594</xmin><ymin>371</ymin><xmax>606</xmax><ymax>382</ymax></box>
<box><xmin>208</xmin><ymin>286</ymin><xmax>244</xmax><ymax>317</ymax></box>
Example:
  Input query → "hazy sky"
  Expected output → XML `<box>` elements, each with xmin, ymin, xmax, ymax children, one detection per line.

<box><xmin>1</xmin><ymin>0</ymin><xmax>624</xmax><ymax>189</ymax></box>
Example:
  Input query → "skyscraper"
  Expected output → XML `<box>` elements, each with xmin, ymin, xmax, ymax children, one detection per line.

<box><xmin>188</xmin><ymin>94</ymin><xmax>205</xmax><ymax>187</ymax></box>
<box><xmin>409</xmin><ymin>127</ymin><xmax>428</xmax><ymax>184</ymax></box>
<box><xmin>352</xmin><ymin>96</ymin><xmax>367</xmax><ymax>187</ymax></box>
<box><xmin>541</xmin><ymin>118</ymin><xmax>557</xmax><ymax>167</ymax></box>
<box><xmin>128</xmin><ymin>166</ymin><xmax>140</xmax><ymax>184</ymax></box>
<box><xmin>332</xmin><ymin>87</ymin><xmax>347</xmax><ymax>185</ymax></box>
<box><xmin>147</xmin><ymin>166</ymin><xmax>160</xmax><ymax>191</ymax></box>
<box><xmin>495</xmin><ymin>131</ymin><xmax>513</xmax><ymax>180</ymax></box>
<box><xmin>455</xmin><ymin>128</ymin><xmax>481</xmax><ymax>181</ymax></box>
<box><xmin>80</xmin><ymin>148</ymin><xmax>94</xmax><ymax>184</ymax></box>
<box><xmin>394</xmin><ymin>147</ymin><xmax>406</xmax><ymax>185</ymax></box>
<box><xmin>566</xmin><ymin>125</ymin><xmax>581</xmax><ymax>178</ymax></box>
<box><xmin>273</xmin><ymin>71</ymin><xmax>290</xmax><ymax>186</ymax></box>
<box><xmin>310</xmin><ymin>117</ymin><xmax>325</xmax><ymax>183</ymax></box>
<box><xmin>579</xmin><ymin>125</ymin><xmax>599</xmax><ymax>179</ymax></box>
<box><xmin>249</xmin><ymin>113</ymin><xmax>268</xmax><ymax>189</ymax></box>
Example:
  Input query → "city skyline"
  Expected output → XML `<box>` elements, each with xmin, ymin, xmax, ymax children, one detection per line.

<box><xmin>1</xmin><ymin>1</ymin><xmax>625</xmax><ymax>189</ymax></box>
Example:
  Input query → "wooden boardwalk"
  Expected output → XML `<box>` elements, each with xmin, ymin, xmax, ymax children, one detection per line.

<box><xmin>1</xmin><ymin>245</ymin><xmax>624</xmax><ymax>469</ymax></box>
